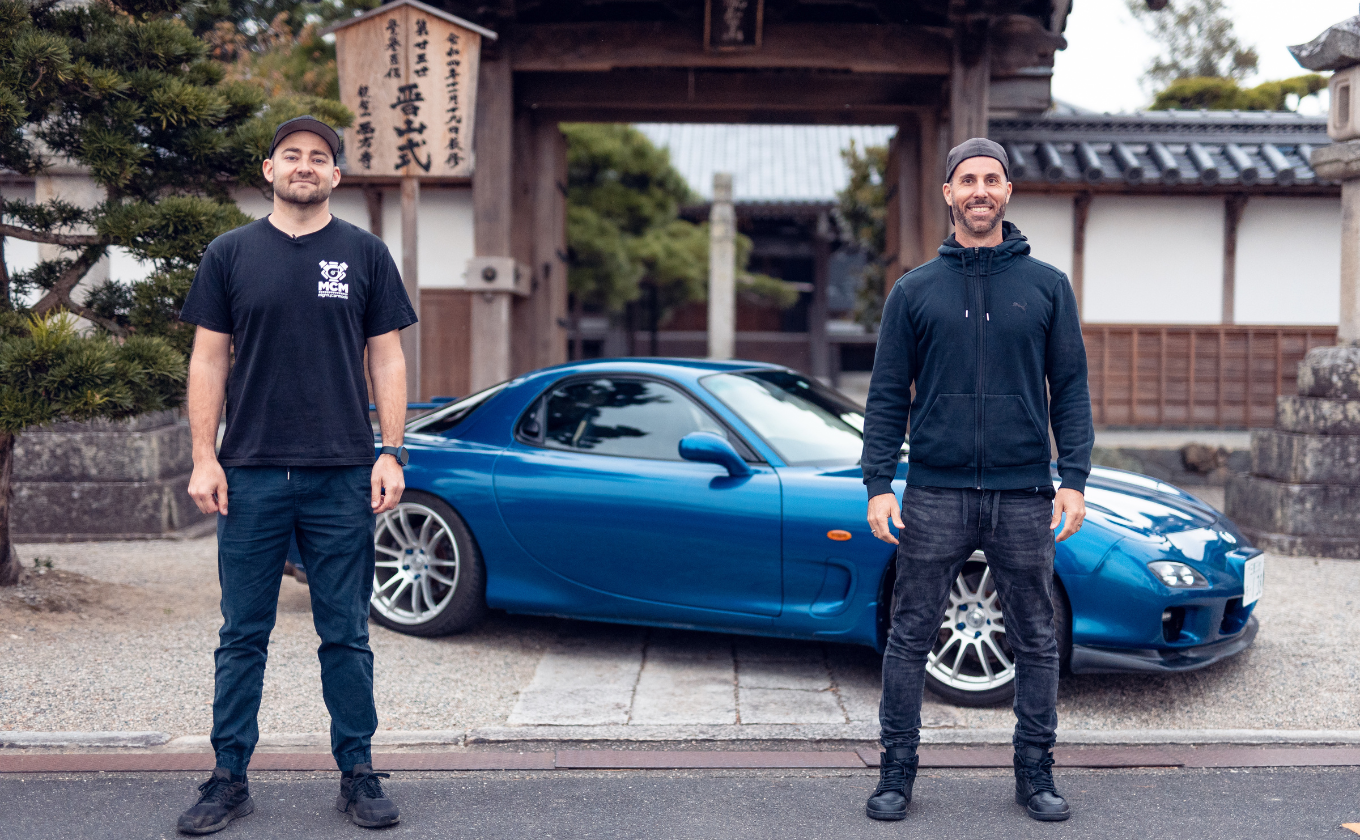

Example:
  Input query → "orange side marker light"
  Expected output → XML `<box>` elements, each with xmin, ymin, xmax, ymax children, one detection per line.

<box><xmin>827</xmin><ymin>530</ymin><xmax>852</xmax><ymax>541</ymax></box>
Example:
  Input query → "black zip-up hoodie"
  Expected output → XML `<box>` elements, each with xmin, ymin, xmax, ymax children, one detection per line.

<box><xmin>861</xmin><ymin>221</ymin><xmax>1093</xmax><ymax>499</ymax></box>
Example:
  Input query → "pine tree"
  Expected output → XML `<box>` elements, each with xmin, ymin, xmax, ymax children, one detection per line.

<box><xmin>0</xmin><ymin>0</ymin><xmax>349</xmax><ymax>584</ymax></box>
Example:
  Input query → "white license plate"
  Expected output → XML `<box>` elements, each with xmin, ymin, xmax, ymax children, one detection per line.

<box><xmin>1242</xmin><ymin>554</ymin><xmax>1265</xmax><ymax>606</ymax></box>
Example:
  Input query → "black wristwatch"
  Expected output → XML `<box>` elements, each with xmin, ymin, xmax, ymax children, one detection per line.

<box><xmin>378</xmin><ymin>445</ymin><xmax>409</xmax><ymax>467</ymax></box>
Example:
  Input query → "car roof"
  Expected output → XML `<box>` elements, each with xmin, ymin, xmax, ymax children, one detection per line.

<box><xmin>523</xmin><ymin>357</ymin><xmax>785</xmax><ymax>383</ymax></box>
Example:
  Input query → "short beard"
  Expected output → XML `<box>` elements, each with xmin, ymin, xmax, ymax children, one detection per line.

<box><xmin>950</xmin><ymin>196</ymin><xmax>1007</xmax><ymax>238</ymax></box>
<box><xmin>273</xmin><ymin>178</ymin><xmax>332</xmax><ymax>207</ymax></box>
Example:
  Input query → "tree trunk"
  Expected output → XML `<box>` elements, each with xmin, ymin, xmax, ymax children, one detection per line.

<box><xmin>0</xmin><ymin>433</ymin><xmax>18</xmax><ymax>586</ymax></box>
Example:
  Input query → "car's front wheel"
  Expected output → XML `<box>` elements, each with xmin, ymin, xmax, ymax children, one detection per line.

<box><xmin>919</xmin><ymin>553</ymin><xmax>1072</xmax><ymax>707</ymax></box>
<box><xmin>370</xmin><ymin>491</ymin><xmax>486</xmax><ymax>637</ymax></box>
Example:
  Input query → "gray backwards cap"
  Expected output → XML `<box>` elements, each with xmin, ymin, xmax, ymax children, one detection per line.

<box><xmin>945</xmin><ymin>138</ymin><xmax>1009</xmax><ymax>182</ymax></box>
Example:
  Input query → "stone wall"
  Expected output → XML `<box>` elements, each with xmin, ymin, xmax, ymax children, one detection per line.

<box><xmin>12</xmin><ymin>411</ymin><xmax>209</xmax><ymax>540</ymax></box>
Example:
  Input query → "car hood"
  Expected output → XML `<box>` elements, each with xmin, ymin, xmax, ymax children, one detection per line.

<box><xmin>1081</xmin><ymin>466</ymin><xmax>1253</xmax><ymax>575</ymax></box>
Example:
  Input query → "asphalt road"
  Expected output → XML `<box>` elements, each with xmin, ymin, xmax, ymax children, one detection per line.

<box><xmin>2</xmin><ymin>767</ymin><xmax>1356</xmax><ymax>840</ymax></box>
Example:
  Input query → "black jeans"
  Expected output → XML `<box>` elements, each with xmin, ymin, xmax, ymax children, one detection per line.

<box><xmin>211</xmin><ymin>465</ymin><xmax>378</xmax><ymax>775</ymax></box>
<box><xmin>880</xmin><ymin>485</ymin><xmax>1059</xmax><ymax>752</ymax></box>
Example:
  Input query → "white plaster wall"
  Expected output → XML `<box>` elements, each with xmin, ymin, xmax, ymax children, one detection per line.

<box><xmin>1083</xmin><ymin>195</ymin><xmax>1224</xmax><ymax>324</ymax></box>
<box><xmin>376</xmin><ymin>186</ymin><xmax>475</xmax><ymax>288</ymax></box>
<box><xmin>1234</xmin><ymin>197</ymin><xmax>1341</xmax><ymax>325</ymax></box>
<box><xmin>1005</xmin><ymin>193</ymin><xmax>1073</xmax><ymax>278</ymax></box>
<box><xmin>231</xmin><ymin>184</ymin><xmax>473</xmax><ymax>288</ymax></box>
<box><xmin>1</xmin><ymin>183</ymin><xmax>40</xmax><ymax>281</ymax></box>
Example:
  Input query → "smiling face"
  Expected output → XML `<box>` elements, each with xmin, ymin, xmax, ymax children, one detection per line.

<box><xmin>262</xmin><ymin>130</ymin><xmax>340</xmax><ymax>207</ymax></box>
<box><xmin>943</xmin><ymin>156</ymin><xmax>1012</xmax><ymax>241</ymax></box>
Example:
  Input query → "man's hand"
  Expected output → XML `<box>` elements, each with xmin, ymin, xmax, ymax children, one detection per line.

<box><xmin>371</xmin><ymin>454</ymin><xmax>404</xmax><ymax>514</ymax></box>
<box><xmin>867</xmin><ymin>493</ymin><xmax>905</xmax><ymax>545</ymax></box>
<box><xmin>188</xmin><ymin>459</ymin><xmax>229</xmax><ymax>515</ymax></box>
<box><xmin>1052</xmin><ymin>487</ymin><xmax>1085</xmax><ymax>542</ymax></box>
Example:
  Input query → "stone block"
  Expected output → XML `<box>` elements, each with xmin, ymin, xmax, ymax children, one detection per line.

<box><xmin>13</xmin><ymin>416</ymin><xmax>192</xmax><ymax>482</ymax></box>
<box><xmin>1297</xmin><ymin>345</ymin><xmax>1360</xmax><ymax>401</ymax></box>
<box><xmin>1224</xmin><ymin>473</ymin><xmax>1360</xmax><ymax>540</ymax></box>
<box><xmin>1275</xmin><ymin>396</ymin><xmax>1360</xmax><ymax>436</ymax></box>
<box><xmin>1250</xmin><ymin>429</ymin><xmax>1360</xmax><ymax>485</ymax></box>
<box><xmin>12</xmin><ymin>474</ymin><xmax>210</xmax><ymax>539</ymax></box>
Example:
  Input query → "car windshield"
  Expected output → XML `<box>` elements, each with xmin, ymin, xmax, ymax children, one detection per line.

<box><xmin>407</xmin><ymin>382</ymin><xmax>508</xmax><ymax>435</ymax></box>
<box><xmin>702</xmin><ymin>370</ymin><xmax>864</xmax><ymax>466</ymax></box>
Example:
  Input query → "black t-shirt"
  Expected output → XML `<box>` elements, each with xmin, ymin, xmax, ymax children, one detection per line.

<box><xmin>181</xmin><ymin>216</ymin><xmax>417</xmax><ymax>467</ymax></box>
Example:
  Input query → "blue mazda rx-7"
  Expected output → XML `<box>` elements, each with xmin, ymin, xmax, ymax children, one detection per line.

<box><xmin>371</xmin><ymin>358</ymin><xmax>1263</xmax><ymax>706</ymax></box>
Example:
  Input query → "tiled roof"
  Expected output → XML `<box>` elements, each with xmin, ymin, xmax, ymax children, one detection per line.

<box><xmin>990</xmin><ymin>111</ymin><xmax>1332</xmax><ymax>188</ymax></box>
<box><xmin>634</xmin><ymin>112</ymin><xmax>1334</xmax><ymax>205</ymax></box>
<box><xmin>633</xmin><ymin>123</ymin><xmax>897</xmax><ymax>205</ymax></box>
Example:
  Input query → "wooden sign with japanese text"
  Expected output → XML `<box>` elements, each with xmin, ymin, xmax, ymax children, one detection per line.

<box><xmin>333</xmin><ymin>0</ymin><xmax>486</xmax><ymax>178</ymax></box>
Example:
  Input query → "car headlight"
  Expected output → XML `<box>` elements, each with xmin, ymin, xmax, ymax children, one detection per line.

<box><xmin>1148</xmin><ymin>560</ymin><xmax>1209</xmax><ymax>588</ymax></box>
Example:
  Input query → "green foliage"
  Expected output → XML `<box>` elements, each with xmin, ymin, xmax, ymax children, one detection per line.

<box><xmin>563</xmin><ymin>123</ymin><xmax>791</xmax><ymax>320</ymax></box>
<box><xmin>0</xmin><ymin>0</ymin><xmax>346</xmax><ymax>432</ymax></box>
<box><xmin>205</xmin><ymin>11</ymin><xmax>355</xmax><ymax>99</ymax></box>
<box><xmin>0</xmin><ymin>311</ymin><xmax>185</xmax><ymax>434</ymax></box>
<box><xmin>1127</xmin><ymin>0</ymin><xmax>1258</xmax><ymax>88</ymax></box>
<box><xmin>837</xmin><ymin>141</ymin><xmax>889</xmax><ymax>329</ymax></box>
<box><xmin>1150</xmin><ymin>74</ymin><xmax>1329</xmax><ymax>111</ymax></box>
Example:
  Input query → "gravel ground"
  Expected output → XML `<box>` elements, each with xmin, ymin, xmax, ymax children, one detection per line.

<box><xmin>0</xmin><ymin>538</ymin><xmax>551</xmax><ymax>736</ymax></box>
<box><xmin>1</xmin><ymin>538</ymin><xmax>1356</xmax><ymax>736</ymax></box>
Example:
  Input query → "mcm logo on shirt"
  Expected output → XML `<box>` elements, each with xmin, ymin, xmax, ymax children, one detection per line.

<box><xmin>318</xmin><ymin>261</ymin><xmax>349</xmax><ymax>299</ymax></box>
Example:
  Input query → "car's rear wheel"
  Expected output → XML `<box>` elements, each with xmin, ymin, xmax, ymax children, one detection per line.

<box><xmin>918</xmin><ymin>553</ymin><xmax>1073</xmax><ymax>707</ymax></box>
<box><xmin>370</xmin><ymin>491</ymin><xmax>486</xmax><ymax>637</ymax></box>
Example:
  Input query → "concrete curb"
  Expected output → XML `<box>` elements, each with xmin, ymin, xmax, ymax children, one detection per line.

<box><xmin>10</xmin><ymin>728</ymin><xmax>1360</xmax><ymax>751</ymax></box>
<box><xmin>0</xmin><ymin>731</ymin><xmax>171</xmax><ymax>748</ymax></box>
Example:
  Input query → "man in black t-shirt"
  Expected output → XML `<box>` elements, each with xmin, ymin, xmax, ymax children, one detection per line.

<box><xmin>175</xmin><ymin>116</ymin><xmax>416</xmax><ymax>835</ymax></box>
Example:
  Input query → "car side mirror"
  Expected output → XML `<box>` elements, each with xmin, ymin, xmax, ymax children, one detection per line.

<box><xmin>678</xmin><ymin>431</ymin><xmax>752</xmax><ymax>477</ymax></box>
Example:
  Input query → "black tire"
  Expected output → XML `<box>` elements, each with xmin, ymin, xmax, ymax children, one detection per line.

<box><xmin>369</xmin><ymin>490</ymin><xmax>487</xmax><ymax>637</ymax></box>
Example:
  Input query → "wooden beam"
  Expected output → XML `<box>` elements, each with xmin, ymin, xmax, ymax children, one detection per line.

<box><xmin>474</xmin><ymin>54</ymin><xmax>513</xmax><ymax>257</ymax></box>
<box><xmin>517</xmin><ymin>71</ymin><xmax>940</xmax><ymax>119</ymax></box>
<box><xmin>810</xmin><ymin>211</ymin><xmax>832</xmax><ymax>380</ymax></box>
<box><xmin>919</xmin><ymin>109</ymin><xmax>950</xmax><ymax>259</ymax></box>
<box><xmin>363</xmin><ymin>185</ymin><xmax>383</xmax><ymax>239</ymax></box>
<box><xmin>510</xmin><ymin>106</ymin><xmax>537</xmax><ymax>377</ymax></box>
<box><xmin>894</xmin><ymin>115</ymin><xmax>923</xmax><ymax>279</ymax></box>
<box><xmin>471</xmin><ymin>50</ymin><xmax>514</xmax><ymax>391</ymax></box>
<box><xmin>400</xmin><ymin>176</ymin><xmax>420</xmax><ymax>399</ymax></box>
<box><xmin>1071</xmin><ymin>191</ymin><xmax>1091</xmax><ymax>320</ymax></box>
<box><xmin>950</xmin><ymin>23</ymin><xmax>991</xmax><ymax>147</ymax></box>
<box><xmin>508</xmin><ymin>22</ymin><xmax>952</xmax><ymax>75</ymax></box>
<box><xmin>1222</xmin><ymin>194</ymin><xmax>1248</xmax><ymax>325</ymax></box>
<box><xmin>534</xmin><ymin>118</ymin><xmax>569</xmax><ymax>369</ymax></box>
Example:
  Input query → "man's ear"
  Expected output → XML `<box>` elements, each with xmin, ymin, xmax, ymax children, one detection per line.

<box><xmin>331</xmin><ymin>164</ymin><xmax>342</xmax><ymax>187</ymax></box>
<box><xmin>262</xmin><ymin>158</ymin><xmax>275</xmax><ymax>184</ymax></box>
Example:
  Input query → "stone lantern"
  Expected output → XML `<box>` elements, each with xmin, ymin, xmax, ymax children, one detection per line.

<box><xmin>1224</xmin><ymin>12</ymin><xmax>1360</xmax><ymax>559</ymax></box>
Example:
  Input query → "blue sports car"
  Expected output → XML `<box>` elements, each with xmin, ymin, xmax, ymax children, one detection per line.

<box><xmin>371</xmin><ymin>358</ymin><xmax>1263</xmax><ymax>706</ymax></box>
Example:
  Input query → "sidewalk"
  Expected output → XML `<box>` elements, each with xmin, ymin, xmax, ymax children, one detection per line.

<box><xmin>3</xmin><ymin>536</ymin><xmax>1359</xmax><ymax>748</ymax></box>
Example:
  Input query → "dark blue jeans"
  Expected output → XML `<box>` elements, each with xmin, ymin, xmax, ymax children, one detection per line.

<box><xmin>211</xmin><ymin>465</ymin><xmax>377</xmax><ymax>775</ymax></box>
<box><xmin>881</xmin><ymin>485</ymin><xmax>1059</xmax><ymax>752</ymax></box>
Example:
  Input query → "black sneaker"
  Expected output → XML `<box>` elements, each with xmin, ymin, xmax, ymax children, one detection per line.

<box><xmin>177</xmin><ymin>767</ymin><xmax>254</xmax><ymax>835</ymax></box>
<box><xmin>337</xmin><ymin>763</ymin><xmax>400</xmax><ymax>828</ymax></box>
<box><xmin>865</xmin><ymin>746</ymin><xmax>918</xmax><ymax>821</ymax></box>
<box><xmin>1014</xmin><ymin>745</ymin><xmax>1071</xmax><ymax>821</ymax></box>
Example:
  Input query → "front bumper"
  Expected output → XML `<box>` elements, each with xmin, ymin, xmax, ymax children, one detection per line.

<box><xmin>1069</xmin><ymin>615</ymin><xmax>1258</xmax><ymax>675</ymax></box>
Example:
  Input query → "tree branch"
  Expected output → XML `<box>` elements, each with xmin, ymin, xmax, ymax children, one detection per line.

<box><xmin>0</xmin><ymin>238</ymin><xmax>10</xmax><ymax>311</ymax></box>
<box><xmin>0</xmin><ymin>222</ymin><xmax>109</xmax><ymax>247</ymax></box>
<box><xmin>31</xmin><ymin>245</ymin><xmax>107</xmax><ymax>316</ymax></box>
<box><xmin>67</xmin><ymin>299</ymin><xmax>130</xmax><ymax>338</ymax></box>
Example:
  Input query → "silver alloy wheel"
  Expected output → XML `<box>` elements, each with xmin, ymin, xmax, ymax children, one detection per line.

<box><xmin>372</xmin><ymin>502</ymin><xmax>461</xmax><ymax>626</ymax></box>
<box><xmin>925</xmin><ymin>554</ymin><xmax>1016</xmax><ymax>694</ymax></box>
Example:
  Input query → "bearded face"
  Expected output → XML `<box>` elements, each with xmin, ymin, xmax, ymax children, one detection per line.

<box><xmin>263</xmin><ymin>130</ymin><xmax>338</xmax><ymax>208</ymax></box>
<box><xmin>944</xmin><ymin>157</ymin><xmax>1011</xmax><ymax>241</ymax></box>
<box><xmin>273</xmin><ymin>175</ymin><xmax>334</xmax><ymax>207</ymax></box>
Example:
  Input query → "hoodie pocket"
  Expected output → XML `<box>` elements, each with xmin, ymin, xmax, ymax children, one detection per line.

<box><xmin>983</xmin><ymin>395</ymin><xmax>1049</xmax><ymax>468</ymax></box>
<box><xmin>909</xmin><ymin>394</ymin><xmax>977</xmax><ymax>468</ymax></box>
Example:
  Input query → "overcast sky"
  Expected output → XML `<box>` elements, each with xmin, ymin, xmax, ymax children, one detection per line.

<box><xmin>1051</xmin><ymin>0</ymin><xmax>1355</xmax><ymax>114</ymax></box>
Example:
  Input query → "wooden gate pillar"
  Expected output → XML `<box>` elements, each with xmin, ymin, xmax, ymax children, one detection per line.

<box><xmin>470</xmin><ymin>50</ymin><xmax>515</xmax><ymax>391</ymax></box>
<box><xmin>950</xmin><ymin>21</ymin><xmax>991</xmax><ymax>147</ymax></box>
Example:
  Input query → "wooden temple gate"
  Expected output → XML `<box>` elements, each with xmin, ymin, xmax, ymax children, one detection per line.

<box><xmin>412</xmin><ymin>0</ymin><xmax>1070</xmax><ymax>398</ymax></box>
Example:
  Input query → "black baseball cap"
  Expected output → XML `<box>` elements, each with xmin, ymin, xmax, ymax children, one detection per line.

<box><xmin>945</xmin><ymin>137</ymin><xmax>1009</xmax><ymax>182</ymax></box>
<box><xmin>268</xmin><ymin>115</ymin><xmax>342</xmax><ymax>159</ymax></box>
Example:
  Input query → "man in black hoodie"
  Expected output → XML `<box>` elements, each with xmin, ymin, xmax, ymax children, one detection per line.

<box><xmin>861</xmin><ymin>138</ymin><xmax>1093</xmax><ymax>824</ymax></box>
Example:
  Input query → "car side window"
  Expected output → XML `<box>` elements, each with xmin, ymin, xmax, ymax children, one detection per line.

<box><xmin>532</xmin><ymin>378</ymin><xmax>728</xmax><ymax>461</ymax></box>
